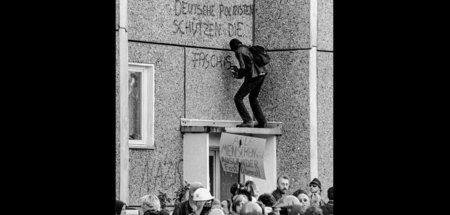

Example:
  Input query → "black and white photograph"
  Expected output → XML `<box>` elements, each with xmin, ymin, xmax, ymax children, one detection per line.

<box><xmin>116</xmin><ymin>0</ymin><xmax>333</xmax><ymax>215</ymax></box>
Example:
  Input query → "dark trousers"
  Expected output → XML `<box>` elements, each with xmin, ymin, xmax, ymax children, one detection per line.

<box><xmin>234</xmin><ymin>75</ymin><xmax>267</xmax><ymax>125</ymax></box>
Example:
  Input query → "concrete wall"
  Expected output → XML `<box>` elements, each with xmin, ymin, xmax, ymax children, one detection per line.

<box><xmin>261</xmin><ymin>51</ymin><xmax>311</xmax><ymax>192</ymax></box>
<box><xmin>317</xmin><ymin>0</ymin><xmax>333</xmax><ymax>201</ymax></box>
<box><xmin>317</xmin><ymin>52</ymin><xmax>333</xmax><ymax>201</ymax></box>
<box><xmin>128</xmin><ymin>0</ymin><xmax>253</xmax><ymax>49</ymax></box>
<box><xmin>185</xmin><ymin>48</ymin><xmax>250</xmax><ymax>120</ymax></box>
<box><xmin>318</xmin><ymin>0</ymin><xmax>333</xmax><ymax>51</ymax></box>
<box><xmin>127</xmin><ymin>42</ymin><xmax>185</xmax><ymax>205</ymax></box>
<box><xmin>254</xmin><ymin>0</ymin><xmax>313</xmax><ymax>193</ymax></box>
<box><xmin>255</xmin><ymin>0</ymin><xmax>310</xmax><ymax>49</ymax></box>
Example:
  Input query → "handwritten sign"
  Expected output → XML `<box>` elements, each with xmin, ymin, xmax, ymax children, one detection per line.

<box><xmin>219</xmin><ymin>133</ymin><xmax>266</xmax><ymax>179</ymax></box>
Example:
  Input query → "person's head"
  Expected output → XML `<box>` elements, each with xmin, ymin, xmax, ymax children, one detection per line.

<box><xmin>192</xmin><ymin>188</ymin><xmax>214</xmax><ymax>214</ymax></box>
<box><xmin>304</xmin><ymin>206</ymin><xmax>323</xmax><ymax>215</ymax></box>
<box><xmin>257</xmin><ymin>193</ymin><xmax>276</xmax><ymax>207</ymax></box>
<box><xmin>277</xmin><ymin>175</ymin><xmax>290</xmax><ymax>194</ymax></box>
<box><xmin>231</xmin><ymin>183</ymin><xmax>245</xmax><ymax>197</ymax></box>
<box><xmin>274</xmin><ymin>195</ymin><xmax>300</xmax><ymax>208</ymax></box>
<box><xmin>245</xmin><ymin>180</ymin><xmax>259</xmax><ymax>198</ymax></box>
<box><xmin>209</xmin><ymin>208</ymin><xmax>225</xmax><ymax>215</ymax></box>
<box><xmin>327</xmin><ymin>187</ymin><xmax>333</xmax><ymax>201</ymax></box>
<box><xmin>232</xmin><ymin>194</ymin><xmax>249</xmax><ymax>214</ymax></box>
<box><xmin>140</xmin><ymin>194</ymin><xmax>161</xmax><ymax>213</ymax></box>
<box><xmin>292</xmin><ymin>189</ymin><xmax>309</xmax><ymax>207</ymax></box>
<box><xmin>237</xmin><ymin>187</ymin><xmax>253</xmax><ymax>202</ymax></box>
<box><xmin>229</xmin><ymin>38</ymin><xmax>242</xmax><ymax>51</ymax></box>
<box><xmin>115</xmin><ymin>200</ymin><xmax>126</xmax><ymax>215</ymax></box>
<box><xmin>309</xmin><ymin>178</ymin><xmax>321</xmax><ymax>194</ymax></box>
<box><xmin>240</xmin><ymin>202</ymin><xmax>263</xmax><ymax>215</ymax></box>
<box><xmin>274</xmin><ymin>195</ymin><xmax>301</xmax><ymax>215</ymax></box>
<box><xmin>189</xmin><ymin>182</ymin><xmax>204</xmax><ymax>201</ymax></box>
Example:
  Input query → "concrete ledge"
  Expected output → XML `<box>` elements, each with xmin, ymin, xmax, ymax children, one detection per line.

<box><xmin>224</xmin><ymin>127</ymin><xmax>282</xmax><ymax>135</ymax></box>
<box><xmin>180</xmin><ymin>118</ymin><xmax>283</xmax><ymax>135</ymax></box>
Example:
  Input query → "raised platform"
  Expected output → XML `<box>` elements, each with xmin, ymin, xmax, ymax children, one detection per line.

<box><xmin>180</xmin><ymin>118</ymin><xmax>283</xmax><ymax>135</ymax></box>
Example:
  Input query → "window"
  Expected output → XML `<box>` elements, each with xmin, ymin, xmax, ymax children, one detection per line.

<box><xmin>128</xmin><ymin>63</ymin><xmax>154</xmax><ymax>149</ymax></box>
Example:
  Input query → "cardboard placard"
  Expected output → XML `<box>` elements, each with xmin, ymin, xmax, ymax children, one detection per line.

<box><xmin>219</xmin><ymin>133</ymin><xmax>266</xmax><ymax>179</ymax></box>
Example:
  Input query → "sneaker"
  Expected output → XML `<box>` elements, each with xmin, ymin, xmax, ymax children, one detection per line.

<box><xmin>236</xmin><ymin>122</ymin><xmax>254</xmax><ymax>128</ymax></box>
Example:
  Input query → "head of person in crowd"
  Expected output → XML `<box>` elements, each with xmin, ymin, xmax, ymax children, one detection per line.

<box><xmin>292</xmin><ymin>189</ymin><xmax>310</xmax><ymax>207</ymax></box>
<box><xmin>240</xmin><ymin>202</ymin><xmax>264</xmax><ymax>215</ymax></box>
<box><xmin>140</xmin><ymin>193</ymin><xmax>162</xmax><ymax>213</ymax></box>
<box><xmin>189</xmin><ymin>182</ymin><xmax>205</xmax><ymax>205</ymax></box>
<box><xmin>274</xmin><ymin>195</ymin><xmax>301</xmax><ymax>215</ymax></box>
<box><xmin>309</xmin><ymin>178</ymin><xmax>321</xmax><ymax>194</ymax></box>
<box><xmin>277</xmin><ymin>175</ymin><xmax>290</xmax><ymax>194</ymax></box>
<box><xmin>231</xmin><ymin>194</ymin><xmax>249</xmax><ymax>214</ymax></box>
<box><xmin>116</xmin><ymin>200</ymin><xmax>126</xmax><ymax>215</ymax></box>
<box><xmin>245</xmin><ymin>181</ymin><xmax>259</xmax><ymax>200</ymax></box>
<box><xmin>257</xmin><ymin>193</ymin><xmax>276</xmax><ymax>208</ymax></box>
<box><xmin>192</xmin><ymin>188</ymin><xmax>214</xmax><ymax>215</ymax></box>
<box><xmin>326</xmin><ymin>187</ymin><xmax>333</xmax><ymax>202</ymax></box>
<box><xmin>231</xmin><ymin>183</ymin><xmax>246</xmax><ymax>197</ymax></box>
<box><xmin>237</xmin><ymin>187</ymin><xmax>253</xmax><ymax>202</ymax></box>
<box><xmin>304</xmin><ymin>206</ymin><xmax>323</xmax><ymax>215</ymax></box>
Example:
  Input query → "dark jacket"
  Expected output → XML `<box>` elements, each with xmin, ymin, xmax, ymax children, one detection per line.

<box><xmin>234</xmin><ymin>44</ymin><xmax>267</xmax><ymax>81</ymax></box>
<box><xmin>172</xmin><ymin>200</ymin><xmax>194</xmax><ymax>215</ymax></box>
<box><xmin>271</xmin><ymin>188</ymin><xmax>286</xmax><ymax>202</ymax></box>
<box><xmin>320</xmin><ymin>200</ymin><xmax>333</xmax><ymax>215</ymax></box>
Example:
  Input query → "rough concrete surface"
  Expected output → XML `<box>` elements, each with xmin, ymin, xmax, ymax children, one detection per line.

<box><xmin>318</xmin><ymin>0</ymin><xmax>333</xmax><ymax>51</ymax></box>
<box><xmin>317</xmin><ymin>51</ymin><xmax>333</xmax><ymax>200</ymax></box>
<box><xmin>259</xmin><ymin>50</ymin><xmax>311</xmax><ymax>192</ymax></box>
<box><xmin>127</xmin><ymin>42</ymin><xmax>185</xmax><ymax>205</ymax></box>
<box><xmin>185</xmin><ymin>48</ymin><xmax>255</xmax><ymax>121</ymax></box>
<box><xmin>128</xmin><ymin>0</ymin><xmax>253</xmax><ymax>49</ymax></box>
<box><xmin>254</xmin><ymin>0</ymin><xmax>310</xmax><ymax>50</ymax></box>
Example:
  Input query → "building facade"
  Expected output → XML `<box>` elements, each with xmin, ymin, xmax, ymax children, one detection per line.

<box><xmin>116</xmin><ymin>0</ymin><xmax>333</xmax><ymax>206</ymax></box>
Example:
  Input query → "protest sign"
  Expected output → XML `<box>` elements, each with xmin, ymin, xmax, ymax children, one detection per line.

<box><xmin>219</xmin><ymin>133</ymin><xmax>266</xmax><ymax>179</ymax></box>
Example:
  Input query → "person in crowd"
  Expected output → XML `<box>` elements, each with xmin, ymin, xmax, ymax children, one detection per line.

<box><xmin>240</xmin><ymin>202</ymin><xmax>264</xmax><ymax>215</ymax></box>
<box><xmin>139</xmin><ymin>193</ymin><xmax>170</xmax><ymax>215</ymax></box>
<box><xmin>173</xmin><ymin>182</ymin><xmax>204</xmax><ymax>215</ymax></box>
<box><xmin>116</xmin><ymin>200</ymin><xmax>126</xmax><ymax>215</ymax></box>
<box><xmin>245</xmin><ymin>181</ymin><xmax>259</xmax><ymax>202</ymax></box>
<box><xmin>222</xmin><ymin>183</ymin><xmax>245</xmax><ymax>215</ymax></box>
<box><xmin>230</xmin><ymin>194</ymin><xmax>249</xmax><ymax>215</ymax></box>
<box><xmin>272</xmin><ymin>175</ymin><xmax>290</xmax><ymax>201</ymax></box>
<box><xmin>237</xmin><ymin>187</ymin><xmax>253</xmax><ymax>202</ymax></box>
<box><xmin>308</xmin><ymin>179</ymin><xmax>325</xmax><ymax>207</ymax></box>
<box><xmin>304</xmin><ymin>206</ymin><xmax>323</xmax><ymax>215</ymax></box>
<box><xmin>292</xmin><ymin>189</ymin><xmax>310</xmax><ymax>208</ymax></box>
<box><xmin>191</xmin><ymin>188</ymin><xmax>215</xmax><ymax>215</ymax></box>
<box><xmin>228</xmin><ymin>38</ymin><xmax>268</xmax><ymax>128</ymax></box>
<box><xmin>319</xmin><ymin>187</ymin><xmax>333</xmax><ymax>215</ymax></box>
<box><xmin>257</xmin><ymin>193</ymin><xmax>276</xmax><ymax>215</ymax></box>
<box><xmin>273</xmin><ymin>195</ymin><xmax>301</xmax><ymax>215</ymax></box>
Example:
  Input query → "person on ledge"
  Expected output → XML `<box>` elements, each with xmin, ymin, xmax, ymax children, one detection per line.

<box><xmin>229</xmin><ymin>38</ymin><xmax>268</xmax><ymax>128</ymax></box>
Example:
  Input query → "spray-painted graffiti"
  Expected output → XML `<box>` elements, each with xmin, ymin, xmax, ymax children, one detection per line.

<box><xmin>191</xmin><ymin>51</ymin><xmax>233</xmax><ymax>69</ymax></box>
<box><xmin>144</xmin><ymin>158</ymin><xmax>184</xmax><ymax>200</ymax></box>
<box><xmin>173</xmin><ymin>0</ymin><xmax>252</xmax><ymax>39</ymax></box>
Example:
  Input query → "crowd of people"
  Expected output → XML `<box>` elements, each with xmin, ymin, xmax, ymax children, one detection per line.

<box><xmin>116</xmin><ymin>175</ymin><xmax>333</xmax><ymax>215</ymax></box>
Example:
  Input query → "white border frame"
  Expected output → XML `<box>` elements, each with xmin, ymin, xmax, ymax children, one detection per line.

<box><xmin>128</xmin><ymin>63</ymin><xmax>155</xmax><ymax>149</ymax></box>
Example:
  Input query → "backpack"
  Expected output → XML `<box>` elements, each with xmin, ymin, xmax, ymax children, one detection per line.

<box><xmin>249</xmin><ymin>45</ymin><xmax>271</xmax><ymax>67</ymax></box>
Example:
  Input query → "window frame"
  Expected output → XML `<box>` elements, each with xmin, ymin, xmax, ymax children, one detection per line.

<box><xmin>128</xmin><ymin>63</ymin><xmax>155</xmax><ymax>149</ymax></box>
